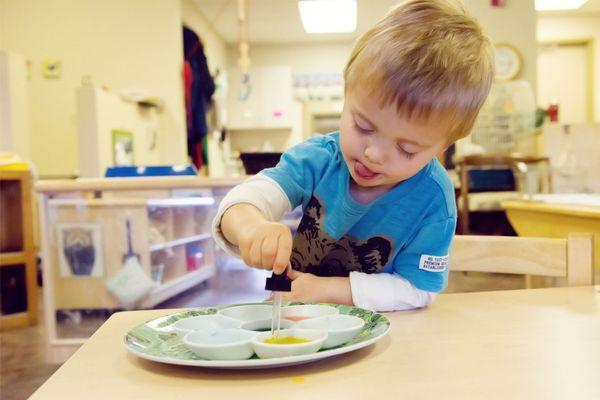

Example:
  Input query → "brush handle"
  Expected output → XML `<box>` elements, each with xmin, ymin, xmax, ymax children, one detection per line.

<box><xmin>123</xmin><ymin>218</ymin><xmax>140</xmax><ymax>263</ymax></box>
<box><xmin>126</xmin><ymin>219</ymin><xmax>134</xmax><ymax>256</ymax></box>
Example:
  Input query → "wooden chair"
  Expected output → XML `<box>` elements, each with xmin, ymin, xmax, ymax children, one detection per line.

<box><xmin>450</xmin><ymin>233</ymin><xmax>594</xmax><ymax>287</ymax></box>
<box><xmin>456</xmin><ymin>154</ymin><xmax>551</xmax><ymax>234</ymax></box>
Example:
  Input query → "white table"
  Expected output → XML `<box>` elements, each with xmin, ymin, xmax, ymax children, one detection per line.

<box><xmin>31</xmin><ymin>286</ymin><xmax>600</xmax><ymax>400</ymax></box>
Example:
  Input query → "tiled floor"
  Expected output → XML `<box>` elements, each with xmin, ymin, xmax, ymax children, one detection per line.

<box><xmin>3</xmin><ymin>258</ymin><xmax>583</xmax><ymax>400</ymax></box>
<box><xmin>0</xmin><ymin>310</ymin><xmax>59</xmax><ymax>400</ymax></box>
<box><xmin>0</xmin><ymin>260</ymin><xmax>271</xmax><ymax>399</ymax></box>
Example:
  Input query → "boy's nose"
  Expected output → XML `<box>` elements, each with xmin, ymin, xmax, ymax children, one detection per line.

<box><xmin>364</xmin><ymin>145</ymin><xmax>384</xmax><ymax>165</ymax></box>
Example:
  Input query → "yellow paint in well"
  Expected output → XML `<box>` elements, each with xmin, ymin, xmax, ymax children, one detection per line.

<box><xmin>264</xmin><ymin>336</ymin><xmax>312</xmax><ymax>345</ymax></box>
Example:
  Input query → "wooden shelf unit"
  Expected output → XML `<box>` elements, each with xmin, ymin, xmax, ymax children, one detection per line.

<box><xmin>139</xmin><ymin>264</ymin><xmax>216</xmax><ymax>309</ymax></box>
<box><xmin>35</xmin><ymin>177</ymin><xmax>241</xmax><ymax>345</ymax></box>
<box><xmin>0</xmin><ymin>169</ymin><xmax>38</xmax><ymax>330</ymax></box>
<box><xmin>44</xmin><ymin>197</ymin><xmax>217</xmax><ymax>310</ymax></box>
<box><xmin>149</xmin><ymin>233</ymin><xmax>212</xmax><ymax>252</ymax></box>
<box><xmin>0</xmin><ymin>251</ymin><xmax>26</xmax><ymax>266</ymax></box>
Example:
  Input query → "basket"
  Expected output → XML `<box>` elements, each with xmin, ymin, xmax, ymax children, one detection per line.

<box><xmin>239</xmin><ymin>152</ymin><xmax>282</xmax><ymax>174</ymax></box>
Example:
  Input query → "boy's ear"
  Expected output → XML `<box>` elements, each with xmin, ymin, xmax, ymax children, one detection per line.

<box><xmin>442</xmin><ymin>139</ymin><xmax>457</xmax><ymax>152</ymax></box>
<box><xmin>437</xmin><ymin>145</ymin><xmax>450</xmax><ymax>155</ymax></box>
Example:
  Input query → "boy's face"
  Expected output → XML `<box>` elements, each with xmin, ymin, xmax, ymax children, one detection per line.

<box><xmin>340</xmin><ymin>87</ymin><xmax>449</xmax><ymax>191</ymax></box>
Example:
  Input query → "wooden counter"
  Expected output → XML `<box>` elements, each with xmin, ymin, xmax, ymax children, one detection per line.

<box><xmin>35</xmin><ymin>176</ymin><xmax>247</xmax><ymax>194</ymax></box>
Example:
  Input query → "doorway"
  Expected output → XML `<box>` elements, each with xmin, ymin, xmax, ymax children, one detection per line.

<box><xmin>537</xmin><ymin>39</ymin><xmax>594</xmax><ymax>124</ymax></box>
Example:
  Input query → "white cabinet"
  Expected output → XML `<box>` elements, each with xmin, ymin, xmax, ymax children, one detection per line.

<box><xmin>0</xmin><ymin>51</ymin><xmax>31</xmax><ymax>161</ymax></box>
<box><xmin>226</xmin><ymin>66</ymin><xmax>293</xmax><ymax>130</ymax></box>
<box><xmin>77</xmin><ymin>84</ymin><xmax>162</xmax><ymax>177</ymax></box>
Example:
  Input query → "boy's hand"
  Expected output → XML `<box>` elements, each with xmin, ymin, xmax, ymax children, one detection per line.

<box><xmin>267</xmin><ymin>266</ymin><xmax>353</xmax><ymax>305</ymax></box>
<box><xmin>238</xmin><ymin>221</ymin><xmax>292</xmax><ymax>275</ymax></box>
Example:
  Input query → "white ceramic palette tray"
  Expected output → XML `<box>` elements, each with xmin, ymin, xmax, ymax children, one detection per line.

<box><xmin>125</xmin><ymin>302</ymin><xmax>390</xmax><ymax>369</ymax></box>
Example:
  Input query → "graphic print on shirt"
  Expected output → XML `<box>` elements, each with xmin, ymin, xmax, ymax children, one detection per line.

<box><xmin>290</xmin><ymin>196</ymin><xmax>393</xmax><ymax>276</ymax></box>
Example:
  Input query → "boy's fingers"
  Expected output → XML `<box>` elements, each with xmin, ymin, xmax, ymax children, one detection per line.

<box><xmin>238</xmin><ymin>238</ymin><xmax>252</xmax><ymax>267</ymax></box>
<box><xmin>272</xmin><ymin>257</ymin><xmax>287</xmax><ymax>275</ymax></box>
<box><xmin>280</xmin><ymin>229</ymin><xmax>293</xmax><ymax>254</ymax></box>
<box><xmin>248</xmin><ymin>235</ymin><xmax>266</xmax><ymax>268</ymax></box>
<box><xmin>272</xmin><ymin>232</ymin><xmax>292</xmax><ymax>274</ymax></box>
<box><xmin>261</xmin><ymin>236</ymin><xmax>279</xmax><ymax>270</ymax></box>
<box><xmin>286</xmin><ymin>264</ymin><xmax>302</xmax><ymax>280</ymax></box>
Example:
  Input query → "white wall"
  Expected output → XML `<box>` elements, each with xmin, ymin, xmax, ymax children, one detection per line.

<box><xmin>0</xmin><ymin>1</ymin><xmax>4</xmax><ymax>49</ymax></box>
<box><xmin>465</xmin><ymin>0</ymin><xmax>537</xmax><ymax>91</ymax></box>
<box><xmin>538</xmin><ymin>15</ymin><xmax>600</xmax><ymax>122</ymax></box>
<box><xmin>0</xmin><ymin>0</ymin><xmax>188</xmax><ymax>177</ymax></box>
<box><xmin>542</xmin><ymin>123</ymin><xmax>600</xmax><ymax>192</ymax></box>
<box><xmin>228</xmin><ymin>42</ymin><xmax>354</xmax><ymax>75</ymax></box>
<box><xmin>226</xmin><ymin>1</ymin><xmax>537</xmax><ymax>88</ymax></box>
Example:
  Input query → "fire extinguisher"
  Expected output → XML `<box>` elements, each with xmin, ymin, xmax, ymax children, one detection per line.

<box><xmin>547</xmin><ymin>100</ymin><xmax>559</xmax><ymax>123</ymax></box>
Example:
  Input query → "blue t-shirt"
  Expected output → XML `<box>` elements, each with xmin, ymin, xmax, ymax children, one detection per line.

<box><xmin>262</xmin><ymin>132</ymin><xmax>456</xmax><ymax>292</ymax></box>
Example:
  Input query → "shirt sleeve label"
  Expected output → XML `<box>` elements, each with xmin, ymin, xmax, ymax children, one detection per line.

<box><xmin>419</xmin><ymin>254</ymin><xmax>449</xmax><ymax>272</ymax></box>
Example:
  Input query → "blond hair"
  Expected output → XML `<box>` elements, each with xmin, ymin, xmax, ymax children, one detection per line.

<box><xmin>344</xmin><ymin>0</ymin><xmax>494</xmax><ymax>143</ymax></box>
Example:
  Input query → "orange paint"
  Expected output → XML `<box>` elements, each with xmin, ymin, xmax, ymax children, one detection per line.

<box><xmin>284</xmin><ymin>316</ymin><xmax>311</xmax><ymax>322</ymax></box>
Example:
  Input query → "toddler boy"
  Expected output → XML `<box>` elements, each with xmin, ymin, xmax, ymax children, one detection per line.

<box><xmin>212</xmin><ymin>0</ymin><xmax>494</xmax><ymax>311</ymax></box>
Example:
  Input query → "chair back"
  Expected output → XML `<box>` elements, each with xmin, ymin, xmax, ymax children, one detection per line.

<box><xmin>450</xmin><ymin>233</ymin><xmax>594</xmax><ymax>286</ymax></box>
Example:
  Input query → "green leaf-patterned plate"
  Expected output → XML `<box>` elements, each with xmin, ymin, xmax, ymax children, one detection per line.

<box><xmin>124</xmin><ymin>302</ymin><xmax>390</xmax><ymax>369</ymax></box>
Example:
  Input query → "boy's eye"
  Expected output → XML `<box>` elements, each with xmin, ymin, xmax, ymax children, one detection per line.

<box><xmin>397</xmin><ymin>145</ymin><xmax>416</xmax><ymax>160</ymax></box>
<box><xmin>353</xmin><ymin>118</ymin><xmax>373</xmax><ymax>133</ymax></box>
